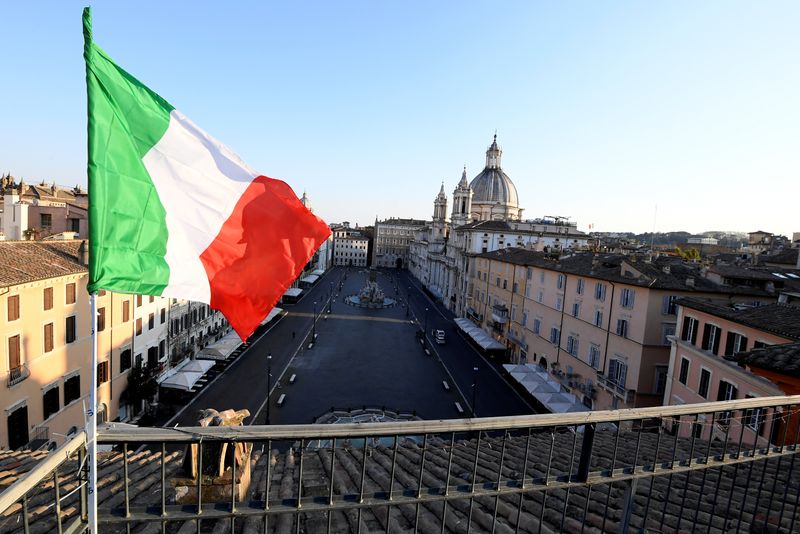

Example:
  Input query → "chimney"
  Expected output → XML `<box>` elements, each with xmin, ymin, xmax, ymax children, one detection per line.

<box><xmin>78</xmin><ymin>240</ymin><xmax>89</xmax><ymax>266</ymax></box>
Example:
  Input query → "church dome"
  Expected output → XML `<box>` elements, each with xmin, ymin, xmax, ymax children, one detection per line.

<box><xmin>469</xmin><ymin>135</ymin><xmax>519</xmax><ymax>207</ymax></box>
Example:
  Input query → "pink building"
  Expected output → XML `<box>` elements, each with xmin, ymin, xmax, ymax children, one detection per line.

<box><xmin>665</xmin><ymin>298</ymin><xmax>800</xmax><ymax>446</ymax></box>
<box><xmin>1</xmin><ymin>176</ymin><xmax>88</xmax><ymax>240</ymax></box>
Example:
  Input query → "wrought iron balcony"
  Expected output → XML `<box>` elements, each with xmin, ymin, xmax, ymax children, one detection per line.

<box><xmin>491</xmin><ymin>304</ymin><xmax>508</xmax><ymax>324</ymax></box>
<box><xmin>7</xmin><ymin>363</ymin><xmax>30</xmax><ymax>387</ymax></box>
<box><xmin>2</xmin><ymin>396</ymin><xmax>800</xmax><ymax>533</ymax></box>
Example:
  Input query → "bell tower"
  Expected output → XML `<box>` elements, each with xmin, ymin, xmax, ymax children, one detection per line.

<box><xmin>432</xmin><ymin>182</ymin><xmax>448</xmax><ymax>240</ymax></box>
<box><xmin>451</xmin><ymin>166</ymin><xmax>472</xmax><ymax>227</ymax></box>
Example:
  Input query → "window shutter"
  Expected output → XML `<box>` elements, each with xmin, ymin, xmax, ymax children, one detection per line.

<box><xmin>702</xmin><ymin>324</ymin><xmax>712</xmax><ymax>350</ymax></box>
<box><xmin>681</xmin><ymin>317</ymin><xmax>691</xmax><ymax>341</ymax></box>
<box><xmin>712</xmin><ymin>328</ymin><xmax>721</xmax><ymax>355</ymax></box>
<box><xmin>609</xmin><ymin>359</ymin><xmax>617</xmax><ymax>380</ymax></box>
<box><xmin>740</xmin><ymin>336</ymin><xmax>748</xmax><ymax>352</ymax></box>
<box><xmin>690</xmin><ymin>321</ymin><xmax>699</xmax><ymax>345</ymax></box>
<box><xmin>724</xmin><ymin>332</ymin><xmax>736</xmax><ymax>356</ymax></box>
<box><xmin>716</xmin><ymin>381</ymin><xmax>727</xmax><ymax>401</ymax></box>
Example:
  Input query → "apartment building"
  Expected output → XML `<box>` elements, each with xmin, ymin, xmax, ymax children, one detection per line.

<box><xmin>0</xmin><ymin>241</ymin><xmax>135</xmax><ymax>450</ymax></box>
<box><xmin>372</xmin><ymin>218</ymin><xmax>426</xmax><ymax>268</ymax></box>
<box><xmin>665</xmin><ymin>298</ymin><xmax>800</xmax><ymax>446</ymax></box>
<box><xmin>132</xmin><ymin>294</ymin><xmax>169</xmax><ymax>371</ymax></box>
<box><xmin>167</xmin><ymin>299</ymin><xmax>229</xmax><ymax>364</ymax></box>
<box><xmin>468</xmin><ymin>249</ymin><xmax>775</xmax><ymax>411</ymax></box>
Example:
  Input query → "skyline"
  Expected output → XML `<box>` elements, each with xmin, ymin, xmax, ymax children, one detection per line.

<box><xmin>1</xmin><ymin>2</ymin><xmax>797</xmax><ymax>236</ymax></box>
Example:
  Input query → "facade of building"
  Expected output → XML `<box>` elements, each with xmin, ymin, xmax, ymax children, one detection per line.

<box><xmin>664</xmin><ymin>298</ymin><xmax>800</xmax><ymax>446</ymax></box>
<box><xmin>0</xmin><ymin>241</ymin><xmax>133</xmax><ymax>450</ymax></box>
<box><xmin>372</xmin><ymin>218</ymin><xmax>426</xmax><ymax>268</ymax></box>
<box><xmin>167</xmin><ymin>300</ymin><xmax>229</xmax><ymax>365</ymax></box>
<box><xmin>334</xmin><ymin>236</ymin><xmax>369</xmax><ymax>266</ymax></box>
<box><xmin>467</xmin><ymin>249</ymin><xmax>777</xmax><ymax>411</ymax></box>
<box><xmin>1</xmin><ymin>175</ymin><xmax>88</xmax><ymax>240</ymax></box>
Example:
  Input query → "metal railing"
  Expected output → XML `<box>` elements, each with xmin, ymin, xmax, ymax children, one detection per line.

<box><xmin>7</xmin><ymin>363</ymin><xmax>30</xmax><ymax>387</ymax></box>
<box><xmin>2</xmin><ymin>396</ymin><xmax>800</xmax><ymax>533</ymax></box>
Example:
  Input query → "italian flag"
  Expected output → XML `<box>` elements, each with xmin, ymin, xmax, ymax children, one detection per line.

<box><xmin>83</xmin><ymin>9</ymin><xmax>330</xmax><ymax>340</ymax></box>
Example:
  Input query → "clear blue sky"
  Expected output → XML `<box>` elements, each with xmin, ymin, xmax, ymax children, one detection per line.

<box><xmin>1</xmin><ymin>2</ymin><xmax>797</xmax><ymax>236</ymax></box>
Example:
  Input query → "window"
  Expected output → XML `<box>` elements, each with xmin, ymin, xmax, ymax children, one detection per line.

<box><xmin>724</xmin><ymin>332</ymin><xmax>749</xmax><ymax>356</ymax></box>
<box><xmin>521</xmin><ymin>310</ymin><xmax>528</xmax><ymax>327</ymax></box>
<box><xmin>576</xmin><ymin>279</ymin><xmax>585</xmax><ymax>295</ymax></box>
<box><xmin>97</xmin><ymin>361</ymin><xmax>109</xmax><ymax>385</ymax></box>
<box><xmin>588</xmin><ymin>345</ymin><xmax>600</xmax><ymax>369</ymax></box>
<box><xmin>753</xmin><ymin>341</ymin><xmax>769</xmax><ymax>349</ymax></box>
<box><xmin>549</xmin><ymin>327</ymin><xmax>560</xmax><ymax>345</ymax></box>
<box><xmin>594</xmin><ymin>310</ymin><xmax>603</xmax><ymax>327</ymax></box>
<box><xmin>511</xmin><ymin>305</ymin><xmax>517</xmax><ymax>322</ymax></box>
<box><xmin>40</xmin><ymin>213</ymin><xmax>52</xmax><ymax>229</ymax></box>
<box><xmin>66</xmin><ymin>283</ymin><xmax>76</xmax><ymax>305</ymax></box>
<box><xmin>701</xmin><ymin>324</ymin><xmax>722</xmax><ymax>355</ymax></box>
<box><xmin>160</xmin><ymin>308</ymin><xmax>166</xmax><ymax>324</ymax></box>
<box><xmin>7</xmin><ymin>295</ymin><xmax>20</xmax><ymax>321</ymax></box>
<box><xmin>556</xmin><ymin>297</ymin><xmax>563</xmax><ymax>311</ymax></box>
<box><xmin>503</xmin><ymin>279</ymin><xmax>507</xmax><ymax>289</ymax></box>
<box><xmin>572</xmin><ymin>302</ymin><xmax>580</xmax><ymax>317</ymax></box>
<box><xmin>42</xmin><ymin>287</ymin><xmax>53</xmax><ymax>311</ymax></box>
<box><xmin>97</xmin><ymin>307</ymin><xmax>106</xmax><ymax>332</ymax></box>
<box><xmin>43</xmin><ymin>386</ymin><xmax>59</xmax><ymax>420</ymax></box>
<box><xmin>64</xmin><ymin>375</ymin><xmax>80</xmax><ymax>405</ymax></box>
<box><xmin>608</xmin><ymin>359</ymin><xmax>628</xmax><ymax>388</ymax></box>
<box><xmin>496</xmin><ymin>277</ymin><xmax>500</xmax><ymax>287</ymax></box>
<box><xmin>557</xmin><ymin>274</ymin><xmax>566</xmax><ymax>289</ymax></box>
<box><xmin>717</xmin><ymin>380</ymin><xmax>738</xmax><ymax>402</ymax></box>
<box><xmin>148</xmin><ymin>313</ymin><xmax>155</xmax><ymax>330</ymax></box>
<box><xmin>744</xmin><ymin>395</ymin><xmax>766</xmax><ymax>435</ymax></box>
<box><xmin>679</xmin><ymin>357</ymin><xmax>690</xmax><ymax>385</ymax></box>
<box><xmin>526</xmin><ymin>268</ymin><xmax>532</xmax><ymax>280</ymax></box>
<box><xmin>681</xmin><ymin>316</ymin><xmax>699</xmax><ymax>344</ymax></box>
<box><xmin>654</xmin><ymin>366</ymin><xmax>668</xmax><ymax>395</ymax></box>
<box><xmin>43</xmin><ymin>323</ymin><xmax>54</xmax><ymax>353</ymax></box>
<box><xmin>594</xmin><ymin>283</ymin><xmax>606</xmax><ymax>302</ymax></box>
<box><xmin>512</xmin><ymin>282</ymin><xmax>518</xmax><ymax>293</ymax></box>
<box><xmin>8</xmin><ymin>335</ymin><xmax>21</xmax><ymax>369</ymax></box>
<box><xmin>120</xmin><ymin>349</ymin><xmax>132</xmax><ymax>373</ymax></box>
<box><xmin>136</xmin><ymin>318</ymin><xmax>142</xmax><ymax>336</ymax></box>
<box><xmin>66</xmin><ymin>315</ymin><xmax>76</xmax><ymax>344</ymax></box>
<box><xmin>616</xmin><ymin>319</ymin><xmax>628</xmax><ymax>338</ymax></box>
<box><xmin>159</xmin><ymin>340</ymin><xmax>166</xmax><ymax>360</ymax></box>
<box><xmin>662</xmin><ymin>295</ymin><xmax>678</xmax><ymax>315</ymax></box>
<box><xmin>698</xmin><ymin>369</ymin><xmax>711</xmax><ymax>399</ymax></box>
<box><xmin>149</xmin><ymin>296</ymin><xmax>154</xmax><ymax>303</ymax></box>
<box><xmin>533</xmin><ymin>319</ymin><xmax>541</xmax><ymax>335</ymax></box>
<box><xmin>136</xmin><ymin>295</ymin><xmax>142</xmax><ymax>307</ymax></box>
<box><xmin>537</xmin><ymin>290</ymin><xmax>544</xmax><ymax>304</ymax></box>
<box><xmin>620</xmin><ymin>288</ymin><xmax>635</xmax><ymax>308</ymax></box>
<box><xmin>661</xmin><ymin>323</ymin><xmax>676</xmax><ymax>345</ymax></box>
<box><xmin>566</xmin><ymin>336</ymin><xmax>579</xmax><ymax>356</ymax></box>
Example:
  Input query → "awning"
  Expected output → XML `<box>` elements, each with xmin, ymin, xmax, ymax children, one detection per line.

<box><xmin>300</xmin><ymin>274</ymin><xmax>320</xmax><ymax>284</ymax></box>
<box><xmin>454</xmin><ymin>318</ymin><xmax>505</xmax><ymax>350</ymax></box>
<box><xmin>196</xmin><ymin>331</ymin><xmax>242</xmax><ymax>361</ymax></box>
<box><xmin>311</xmin><ymin>269</ymin><xmax>325</xmax><ymax>276</ymax></box>
<box><xmin>179</xmin><ymin>359</ymin><xmax>215</xmax><ymax>374</ymax></box>
<box><xmin>260</xmin><ymin>307</ymin><xmax>284</xmax><ymax>326</ymax></box>
<box><xmin>160</xmin><ymin>371</ymin><xmax>204</xmax><ymax>391</ymax></box>
<box><xmin>502</xmin><ymin>363</ymin><xmax>589</xmax><ymax>414</ymax></box>
<box><xmin>429</xmin><ymin>286</ymin><xmax>443</xmax><ymax>299</ymax></box>
<box><xmin>283</xmin><ymin>287</ymin><xmax>303</xmax><ymax>298</ymax></box>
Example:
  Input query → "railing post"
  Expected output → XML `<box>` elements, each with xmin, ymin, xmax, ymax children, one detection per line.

<box><xmin>79</xmin><ymin>445</ymin><xmax>88</xmax><ymax>523</ymax></box>
<box><xmin>618</xmin><ymin>478</ymin><xmax>638</xmax><ymax>534</ymax></box>
<box><xmin>576</xmin><ymin>423</ymin><xmax>596</xmax><ymax>483</ymax></box>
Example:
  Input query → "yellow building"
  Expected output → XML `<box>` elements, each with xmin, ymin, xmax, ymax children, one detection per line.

<box><xmin>0</xmin><ymin>240</ymin><xmax>135</xmax><ymax>450</ymax></box>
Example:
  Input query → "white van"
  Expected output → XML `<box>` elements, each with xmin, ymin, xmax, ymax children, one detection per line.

<box><xmin>434</xmin><ymin>329</ymin><xmax>446</xmax><ymax>344</ymax></box>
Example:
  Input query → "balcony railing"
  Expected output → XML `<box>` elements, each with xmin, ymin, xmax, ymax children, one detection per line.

<box><xmin>7</xmin><ymin>363</ymin><xmax>30</xmax><ymax>387</ymax></box>
<box><xmin>597</xmin><ymin>372</ymin><xmax>636</xmax><ymax>404</ymax></box>
<box><xmin>491</xmin><ymin>304</ymin><xmax>508</xmax><ymax>323</ymax></box>
<box><xmin>2</xmin><ymin>396</ymin><xmax>800</xmax><ymax>533</ymax></box>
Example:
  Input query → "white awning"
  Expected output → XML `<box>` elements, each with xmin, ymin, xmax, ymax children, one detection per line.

<box><xmin>454</xmin><ymin>318</ymin><xmax>505</xmax><ymax>350</ymax></box>
<box><xmin>196</xmin><ymin>331</ymin><xmax>242</xmax><ymax>361</ymax></box>
<box><xmin>160</xmin><ymin>371</ymin><xmax>204</xmax><ymax>391</ymax></box>
<box><xmin>502</xmin><ymin>363</ymin><xmax>589</xmax><ymax>414</ymax></box>
<box><xmin>283</xmin><ymin>287</ymin><xmax>303</xmax><ymax>297</ymax></box>
<box><xmin>311</xmin><ymin>269</ymin><xmax>325</xmax><ymax>276</ymax></box>
<box><xmin>260</xmin><ymin>307</ymin><xmax>284</xmax><ymax>326</ymax></box>
<box><xmin>179</xmin><ymin>359</ymin><xmax>215</xmax><ymax>374</ymax></box>
<box><xmin>300</xmin><ymin>274</ymin><xmax>320</xmax><ymax>284</ymax></box>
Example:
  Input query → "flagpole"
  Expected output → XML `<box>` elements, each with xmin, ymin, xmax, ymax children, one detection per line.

<box><xmin>88</xmin><ymin>292</ymin><xmax>98</xmax><ymax>533</ymax></box>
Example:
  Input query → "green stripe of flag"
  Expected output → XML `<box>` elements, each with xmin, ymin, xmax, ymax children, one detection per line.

<box><xmin>84</xmin><ymin>7</ymin><xmax>174</xmax><ymax>295</ymax></box>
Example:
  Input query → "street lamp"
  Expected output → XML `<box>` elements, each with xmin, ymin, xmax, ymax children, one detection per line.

<box><xmin>471</xmin><ymin>366</ymin><xmax>479</xmax><ymax>418</ymax></box>
<box><xmin>266</xmin><ymin>351</ymin><xmax>272</xmax><ymax>425</ymax></box>
<box><xmin>312</xmin><ymin>301</ymin><xmax>317</xmax><ymax>340</ymax></box>
<box><xmin>424</xmin><ymin>307</ymin><xmax>429</xmax><ymax>339</ymax></box>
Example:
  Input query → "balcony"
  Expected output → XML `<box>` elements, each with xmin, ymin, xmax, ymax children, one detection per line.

<box><xmin>491</xmin><ymin>304</ymin><xmax>508</xmax><ymax>324</ymax></box>
<box><xmin>2</xmin><ymin>397</ymin><xmax>800</xmax><ymax>533</ymax></box>
<box><xmin>7</xmin><ymin>363</ymin><xmax>30</xmax><ymax>387</ymax></box>
<box><xmin>597</xmin><ymin>372</ymin><xmax>636</xmax><ymax>404</ymax></box>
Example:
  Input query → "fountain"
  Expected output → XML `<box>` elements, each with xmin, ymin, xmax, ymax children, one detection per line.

<box><xmin>345</xmin><ymin>270</ymin><xmax>397</xmax><ymax>308</ymax></box>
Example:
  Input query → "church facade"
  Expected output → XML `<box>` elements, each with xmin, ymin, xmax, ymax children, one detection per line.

<box><xmin>409</xmin><ymin>136</ymin><xmax>589</xmax><ymax>317</ymax></box>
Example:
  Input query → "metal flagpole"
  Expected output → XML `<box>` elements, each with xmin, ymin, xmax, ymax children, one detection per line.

<box><xmin>88</xmin><ymin>292</ymin><xmax>98</xmax><ymax>533</ymax></box>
